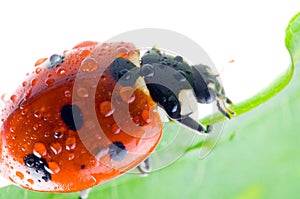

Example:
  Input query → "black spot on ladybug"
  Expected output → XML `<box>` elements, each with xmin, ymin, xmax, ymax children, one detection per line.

<box><xmin>60</xmin><ymin>104</ymin><xmax>83</xmax><ymax>131</ymax></box>
<box><xmin>24</xmin><ymin>154</ymin><xmax>51</xmax><ymax>182</ymax></box>
<box><xmin>81</xmin><ymin>165</ymin><xmax>86</xmax><ymax>169</ymax></box>
<box><xmin>108</xmin><ymin>141</ymin><xmax>127</xmax><ymax>162</ymax></box>
<box><xmin>48</xmin><ymin>54</ymin><xmax>65</xmax><ymax>69</ymax></box>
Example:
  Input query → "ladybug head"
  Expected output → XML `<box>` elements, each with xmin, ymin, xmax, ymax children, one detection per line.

<box><xmin>139</xmin><ymin>48</ymin><xmax>234</xmax><ymax>119</ymax></box>
<box><xmin>191</xmin><ymin>64</ymin><xmax>235</xmax><ymax>119</ymax></box>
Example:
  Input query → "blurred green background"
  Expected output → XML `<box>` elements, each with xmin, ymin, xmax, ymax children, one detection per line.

<box><xmin>1</xmin><ymin>12</ymin><xmax>300</xmax><ymax>199</ymax></box>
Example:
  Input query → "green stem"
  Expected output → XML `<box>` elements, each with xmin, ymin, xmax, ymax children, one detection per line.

<box><xmin>200</xmin><ymin>64</ymin><xmax>294</xmax><ymax>125</ymax></box>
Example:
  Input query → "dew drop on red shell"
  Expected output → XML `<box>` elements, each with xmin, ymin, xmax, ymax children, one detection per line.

<box><xmin>141</xmin><ymin>109</ymin><xmax>152</xmax><ymax>123</ymax></box>
<box><xmin>111</xmin><ymin>123</ymin><xmax>121</xmax><ymax>134</ymax></box>
<box><xmin>64</xmin><ymin>90</ymin><xmax>72</xmax><ymax>98</ymax></box>
<box><xmin>16</xmin><ymin>171</ymin><xmax>24</xmax><ymax>180</ymax></box>
<box><xmin>56</xmin><ymin>68</ymin><xmax>66</xmax><ymax>77</ymax></box>
<box><xmin>33</xmin><ymin>142</ymin><xmax>47</xmax><ymax>157</ymax></box>
<box><xmin>65</xmin><ymin>137</ymin><xmax>76</xmax><ymax>151</ymax></box>
<box><xmin>80</xmin><ymin>58</ymin><xmax>98</xmax><ymax>72</ymax></box>
<box><xmin>44</xmin><ymin>131</ymin><xmax>50</xmax><ymax>138</ymax></box>
<box><xmin>10</xmin><ymin>95</ymin><xmax>18</xmax><ymax>103</ymax></box>
<box><xmin>50</xmin><ymin>142</ymin><xmax>62</xmax><ymax>155</ymax></box>
<box><xmin>31</xmin><ymin>78</ymin><xmax>38</xmax><ymax>86</ymax></box>
<box><xmin>22</xmin><ymin>81</ymin><xmax>27</xmax><ymax>87</ymax></box>
<box><xmin>99</xmin><ymin>101</ymin><xmax>114</xmax><ymax>117</ymax></box>
<box><xmin>25</xmin><ymin>88</ymin><xmax>33</xmax><ymax>100</ymax></box>
<box><xmin>46</xmin><ymin>161</ymin><xmax>60</xmax><ymax>174</ymax></box>
<box><xmin>35</xmin><ymin>67</ymin><xmax>42</xmax><ymax>74</ymax></box>
<box><xmin>80</xmin><ymin>49</ymin><xmax>91</xmax><ymax>58</ymax></box>
<box><xmin>45</xmin><ymin>78</ymin><xmax>55</xmax><ymax>86</ymax></box>
<box><xmin>77</xmin><ymin>87</ymin><xmax>89</xmax><ymax>98</ymax></box>
<box><xmin>68</xmin><ymin>153</ymin><xmax>75</xmax><ymax>160</ymax></box>
<box><xmin>27</xmin><ymin>179</ymin><xmax>34</xmax><ymax>185</ymax></box>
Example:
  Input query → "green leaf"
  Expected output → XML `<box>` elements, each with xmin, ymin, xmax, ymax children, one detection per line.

<box><xmin>2</xmin><ymin>12</ymin><xmax>300</xmax><ymax>199</ymax></box>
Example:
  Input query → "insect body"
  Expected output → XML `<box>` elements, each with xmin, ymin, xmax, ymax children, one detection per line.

<box><xmin>0</xmin><ymin>41</ymin><xmax>233</xmax><ymax>193</ymax></box>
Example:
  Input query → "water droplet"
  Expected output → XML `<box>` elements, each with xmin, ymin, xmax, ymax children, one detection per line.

<box><xmin>68</xmin><ymin>153</ymin><xmax>75</xmax><ymax>160</ymax></box>
<box><xmin>120</xmin><ymin>87</ymin><xmax>135</xmax><ymax>103</ymax></box>
<box><xmin>65</xmin><ymin>137</ymin><xmax>76</xmax><ymax>151</ymax></box>
<box><xmin>27</xmin><ymin>179</ymin><xmax>34</xmax><ymax>185</ymax></box>
<box><xmin>174</xmin><ymin>56</ymin><xmax>183</xmax><ymax>62</ymax></box>
<box><xmin>49</xmin><ymin>54</ymin><xmax>65</xmax><ymax>69</ymax></box>
<box><xmin>21</xmin><ymin>144</ymin><xmax>28</xmax><ymax>151</ymax></box>
<box><xmin>31</xmin><ymin>78</ymin><xmax>38</xmax><ymax>86</ymax></box>
<box><xmin>99</xmin><ymin>101</ymin><xmax>114</xmax><ymax>117</ymax></box>
<box><xmin>16</xmin><ymin>171</ymin><xmax>24</xmax><ymax>180</ymax></box>
<box><xmin>141</xmin><ymin>109</ymin><xmax>151</xmax><ymax>123</ymax></box>
<box><xmin>22</xmin><ymin>81</ymin><xmax>27</xmax><ymax>87</ymax></box>
<box><xmin>168</xmin><ymin>95</ymin><xmax>179</xmax><ymax>113</ymax></box>
<box><xmin>128</xmin><ymin>95</ymin><xmax>135</xmax><ymax>103</ymax></box>
<box><xmin>118</xmin><ymin>69</ymin><xmax>130</xmax><ymax>79</ymax></box>
<box><xmin>10</xmin><ymin>95</ymin><xmax>17</xmax><ymax>103</ymax></box>
<box><xmin>34</xmin><ymin>110</ymin><xmax>41</xmax><ymax>118</ymax></box>
<box><xmin>81</xmin><ymin>58</ymin><xmax>98</xmax><ymax>72</ymax></box>
<box><xmin>77</xmin><ymin>87</ymin><xmax>89</xmax><ymax>98</ymax></box>
<box><xmin>140</xmin><ymin>64</ymin><xmax>154</xmax><ymax>78</ymax></box>
<box><xmin>9</xmin><ymin>127</ymin><xmax>15</xmax><ymax>133</ymax></box>
<box><xmin>133</xmin><ymin>115</ymin><xmax>142</xmax><ymax>125</ymax></box>
<box><xmin>64</xmin><ymin>90</ymin><xmax>71</xmax><ymax>98</ymax></box>
<box><xmin>80</xmin><ymin>49</ymin><xmax>90</xmax><ymax>58</ymax></box>
<box><xmin>50</xmin><ymin>142</ymin><xmax>62</xmax><ymax>155</ymax></box>
<box><xmin>33</xmin><ymin>142</ymin><xmax>47</xmax><ymax>157</ymax></box>
<box><xmin>1</xmin><ymin>93</ymin><xmax>8</xmax><ymax>102</ymax></box>
<box><xmin>35</xmin><ymin>67</ymin><xmax>42</xmax><ymax>74</ymax></box>
<box><xmin>173</xmin><ymin>70</ymin><xmax>187</xmax><ymax>82</ymax></box>
<box><xmin>56</xmin><ymin>68</ymin><xmax>66</xmax><ymax>77</ymax></box>
<box><xmin>46</xmin><ymin>161</ymin><xmax>60</xmax><ymax>174</ymax></box>
<box><xmin>25</xmin><ymin>88</ymin><xmax>32</xmax><ymax>99</ymax></box>
<box><xmin>117</xmin><ymin>47</ymin><xmax>129</xmax><ymax>55</ymax></box>
<box><xmin>111</xmin><ymin>123</ymin><xmax>120</xmax><ymax>134</ymax></box>
<box><xmin>54</xmin><ymin>132</ymin><xmax>63</xmax><ymax>139</ymax></box>
<box><xmin>45</xmin><ymin>78</ymin><xmax>55</xmax><ymax>86</ymax></box>
<box><xmin>44</xmin><ymin>131</ymin><xmax>50</xmax><ymax>138</ymax></box>
<box><xmin>100</xmin><ymin>75</ymin><xmax>107</xmax><ymax>83</ymax></box>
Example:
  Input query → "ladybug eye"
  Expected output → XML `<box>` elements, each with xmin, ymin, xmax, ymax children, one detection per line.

<box><xmin>60</xmin><ymin>104</ymin><xmax>83</xmax><ymax>131</ymax></box>
<box><xmin>108</xmin><ymin>142</ymin><xmax>127</xmax><ymax>162</ymax></box>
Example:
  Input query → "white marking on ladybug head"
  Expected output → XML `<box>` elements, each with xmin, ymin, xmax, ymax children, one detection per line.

<box><xmin>178</xmin><ymin>89</ymin><xmax>199</xmax><ymax>118</ymax></box>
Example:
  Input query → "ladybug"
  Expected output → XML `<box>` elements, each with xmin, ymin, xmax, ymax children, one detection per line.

<box><xmin>0</xmin><ymin>41</ymin><xmax>234</xmax><ymax>195</ymax></box>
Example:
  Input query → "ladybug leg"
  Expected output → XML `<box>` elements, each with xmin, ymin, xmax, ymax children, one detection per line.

<box><xmin>225</xmin><ymin>97</ymin><xmax>233</xmax><ymax>105</ymax></box>
<box><xmin>216</xmin><ymin>96</ymin><xmax>236</xmax><ymax>119</ymax></box>
<box><xmin>178</xmin><ymin>116</ymin><xmax>209</xmax><ymax>134</ymax></box>
<box><xmin>216</xmin><ymin>100</ymin><xmax>232</xmax><ymax>119</ymax></box>
<box><xmin>137</xmin><ymin>158</ymin><xmax>151</xmax><ymax>176</ymax></box>
<box><xmin>79</xmin><ymin>188</ymin><xmax>91</xmax><ymax>199</ymax></box>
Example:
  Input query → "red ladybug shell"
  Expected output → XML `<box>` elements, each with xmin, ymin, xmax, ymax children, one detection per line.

<box><xmin>0</xmin><ymin>41</ymin><xmax>162</xmax><ymax>192</ymax></box>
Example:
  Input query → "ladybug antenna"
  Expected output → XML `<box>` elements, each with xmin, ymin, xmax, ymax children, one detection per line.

<box><xmin>214</xmin><ymin>59</ymin><xmax>235</xmax><ymax>77</ymax></box>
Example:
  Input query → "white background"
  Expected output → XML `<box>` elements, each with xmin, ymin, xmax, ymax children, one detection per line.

<box><xmin>0</xmin><ymin>0</ymin><xmax>298</xmax><ymax>187</ymax></box>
